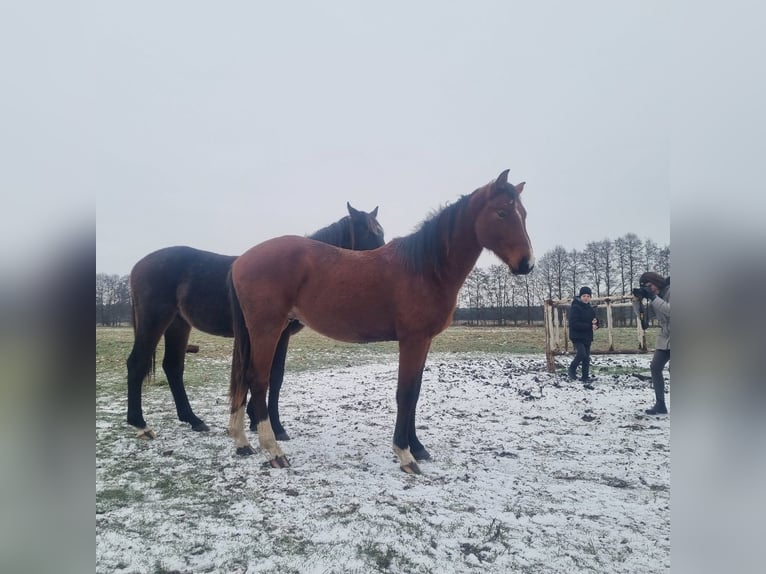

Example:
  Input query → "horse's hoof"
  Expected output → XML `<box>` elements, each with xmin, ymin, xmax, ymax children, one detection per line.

<box><xmin>236</xmin><ymin>445</ymin><xmax>257</xmax><ymax>456</ymax></box>
<box><xmin>400</xmin><ymin>461</ymin><xmax>422</xmax><ymax>475</ymax></box>
<box><xmin>191</xmin><ymin>422</ymin><xmax>210</xmax><ymax>432</ymax></box>
<box><xmin>264</xmin><ymin>455</ymin><xmax>290</xmax><ymax>469</ymax></box>
<box><xmin>274</xmin><ymin>431</ymin><xmax>291</xmax><ymax>441</ymax></box>
<box><xmin>136</xmin><ymin>428</ymin><xmax>156</xmax><ymax>440</ymax></box>
<box><xmin>412</xmin><ymin>448</ymin><xmax>431</xmax><ymax>461</ymax></box>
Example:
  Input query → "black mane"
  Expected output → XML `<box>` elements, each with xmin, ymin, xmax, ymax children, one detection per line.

<box><xmin>392</xmin><ymin>194</ymin><xmax>471</xmax><ymax>276</ymax></box>
<box><xmin>308</xmin><ymin>217</ymin><xmax>351</xmax><ymax>247</ymax></box>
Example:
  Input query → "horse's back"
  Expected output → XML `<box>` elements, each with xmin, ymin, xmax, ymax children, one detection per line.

<box><xmin>233</xmin><ymin>236</ymin><xmax>441</xmax><ymax>343</ymax></box>
<box><xmin>131</xmin><ymin>246</ymin><xmax>237</xmax><ymax>336</ymax></box>
<box><xmin>234</xmin><ymin>235</ymin><xmax>373</xmax><ymax>283</ymax></box>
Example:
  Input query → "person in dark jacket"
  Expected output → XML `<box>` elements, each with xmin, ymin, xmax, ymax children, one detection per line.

<box><xmin>633</xmin><ymin>271</ymin><xmax>670</xmax><ymax>415</ymax></box>
<box><xmin>567</xmin><ymin>286</ymin><xmax>599</xmax><ymax>388</ymax></box>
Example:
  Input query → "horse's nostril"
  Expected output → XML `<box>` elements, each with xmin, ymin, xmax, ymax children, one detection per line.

<box><xmin>518</xmin><ymin>257</ymin><xmax>531</xmax><ymax>274</ymax></box>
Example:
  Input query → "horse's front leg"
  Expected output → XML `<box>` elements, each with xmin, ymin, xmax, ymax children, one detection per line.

<box><xmin>407</xmin><ymin>375</ymin><xmax>430</xmax><ymax>461</ymax></box>
<box><xmin>393</xmin><ymin>338</ymin><xmax>432</xmax><ymax>474</ymax></box>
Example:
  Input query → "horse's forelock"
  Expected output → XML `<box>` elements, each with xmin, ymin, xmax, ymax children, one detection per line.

<box><xmin>485</xmin><ymin>178</ymin><xmax>519</xmax><ymax>202</ymax></box>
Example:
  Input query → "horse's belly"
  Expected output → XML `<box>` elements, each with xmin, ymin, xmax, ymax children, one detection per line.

<box><xmin>291</xmin><ymin>308</ymin><xmax>396</xmax><ymax>343</ymax></box>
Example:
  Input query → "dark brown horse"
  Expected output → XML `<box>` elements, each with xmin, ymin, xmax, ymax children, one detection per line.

<box><xmin>228</xmin><ymin>170</ymin><xmax>534</xmax><ymax>473</ymax></box>
<box><xmin>126</xmin><ymin>203</ymin><xmax>385</xmax><ymax>439</ymax></box>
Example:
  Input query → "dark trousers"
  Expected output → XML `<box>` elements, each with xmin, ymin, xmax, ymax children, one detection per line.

<box><xmin>651</xmin><ymin>349</ymin><xmax>671</xmax><ymax>407</ymax></box>
<box><xmin>569</xmin><ymin>341</ymin><xmax>591</xmax><ymax>380</ymax></box>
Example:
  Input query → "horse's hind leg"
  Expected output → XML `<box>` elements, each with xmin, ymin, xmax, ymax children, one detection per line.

<box><xmin>163</xmin><ymin>316</ymin><xmax>209</xmax><ymax>431</ymax></box>
<box><xmin>126</xmin><ymin>313</ymin><xmax>173</xmax><ymax>439</ymax></box>
<box><xmin>127</xmin><ymin>342</ymin><xmax>155</xmax><ymax>438</ymax></box>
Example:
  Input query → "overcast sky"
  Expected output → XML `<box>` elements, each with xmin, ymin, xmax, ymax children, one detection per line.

<box><xmin>5</xmin><ymin>2</ymin><xmax>672</xmax><ymax>276</ymax></box>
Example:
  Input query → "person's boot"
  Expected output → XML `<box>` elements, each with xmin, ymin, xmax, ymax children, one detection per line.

<box><xmin>646</xmin><ymin>374</ymin><xmax>668</xmax><ymax>414</ymax></box>
<box><xmin>645</xmin><ymin>403</ymin><xmax>668</xmax><ymax>415</ymax></box>
<box><xmin>567</xmin><ymin>365</ymin><xmax>577</xmax><ymax>381</ymax></box>
<box><xmin>581</xmin><ymin>363</ymin><xmax>593</xmax><ymax>388</ymax></box>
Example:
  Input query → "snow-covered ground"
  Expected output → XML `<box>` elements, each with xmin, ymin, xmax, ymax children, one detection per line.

<box><xmin>97</xmin><ymin>353</ymin><xmax>669</xmax><ymax>573</ymax></box>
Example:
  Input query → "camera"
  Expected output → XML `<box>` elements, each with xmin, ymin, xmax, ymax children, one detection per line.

<box><xmin>632</xmin><ymin>285</ymin><xmax>651</xmax><ymax>300</ymax></box>
<box><xmin>632</xmin><ymin>285</ymin><xmax>650</xmax><ymax>330</ymax></box>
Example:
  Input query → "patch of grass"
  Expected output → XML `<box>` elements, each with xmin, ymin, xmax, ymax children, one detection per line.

<box><xmin>356</xmin><ymin>540</ymin><xmax>396</xmax><ymax>570</ymax></box>
<box><xmin>97</xmin><ymin>324</ymin><xmax>654</xmax><ymax>380</ymax></box>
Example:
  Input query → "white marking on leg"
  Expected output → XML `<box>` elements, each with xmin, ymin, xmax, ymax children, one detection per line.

<box><xmin>134</xmin><ymin>426</ymin><xmax>156</xmax><ymax>440</ymax></box>
<box><xmin>228</xmin><ymin>407</ymin><xmax>250</xmax><ymax>449</ymax></box>
<box><xmin>257</xmin><ymin>419</ymin><xmax>284</xmax><ymax>459</ymax></box>
<box><xmin>393</xmin><ymin>444</ymin><xmax>416</xmax><ymax>467</ymax></box>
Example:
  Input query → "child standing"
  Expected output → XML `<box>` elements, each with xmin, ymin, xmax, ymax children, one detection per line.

<box><xmin>567</xmin><ymin>286</ymin><xmax>599</xmax><ymax>389</ymax></box>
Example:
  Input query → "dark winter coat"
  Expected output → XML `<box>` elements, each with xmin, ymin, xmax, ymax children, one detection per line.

<box><xmin>569</xmin><ymin>297</ymin><xmax>597</xmax><ymax>343</ymax></box>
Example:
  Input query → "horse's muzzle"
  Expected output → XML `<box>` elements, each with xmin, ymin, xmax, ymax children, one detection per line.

<box><xmin>513</xmin><ymin>256</ymin><xmax>534</xmax><ymax>275</ymax></box>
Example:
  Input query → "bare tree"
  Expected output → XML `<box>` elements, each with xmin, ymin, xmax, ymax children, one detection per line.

<box><xmin>547</xmin><ymin>246</ymin><xmax>568</xmax><ymax>299</ymax></box>
<box><xmin>624</xmin><ymin>233</ymin><xmax>643</xmax><ymax>287</ymax></box>
<box><xmin>600</xmin><ymin>239</ymin><xmax>615</xmax><ymax>296</ymax></box>
<box><xmin>583</xmin><ymin>241</ymin><xmax>603</xmax><ymax>296</ymax></box>
<box><xmin>614</xmin><ymin>233</ymin><xmax>643</xmax><ymax>294</ymax></box>
<box><xmin>459</xmin><ymin>267</ymin><xmax>490</xmax><ymax>325</ymax></box>
<box><xmin>656</xmin><ymin>245</ymin><xmax>670</xmax><ymax>277</ymax></box>
<box><xmin>643</xmin><ymin>238</ymin><xmax>659</xmax><ymax>273</ymax></box>
<box><xmin>513</xmin><ymin>272</ymin><xmax>537</xmax><ymax>325</ymax></box>
<box><xmin>96</xmin><ymin>273</ymin><xmax>131</xmax><ymax>326</ymax></box>
<box><xmin>534</xmin><ymin>252</ymin><xmax>556</xmax><ymax>301</ymax></box>
<box><xmin>487</xmin><ymin>264</ymin><xmax>511</xmax><ymax>325</ymax></box>
<box><xmin>567</xmin><ymin>249</ymin><xmax>584</xmax><ymax>298</ymax></box>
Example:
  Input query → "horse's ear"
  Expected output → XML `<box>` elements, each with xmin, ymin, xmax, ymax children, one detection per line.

<box><xmin>515</xmin><ymin>181</ymin><xmax>526</xmax><ymax>194</ymax></box>
<box><xmin>495</xmin><ymin>169</ymin><xmax>510</xmax><ymax>186</ymax></box>
<box><xmin>371</xmin><ymin>206</ymin><xmax>379</xmax><ymax>218</ymax></box>
<box><xmin>347</xmin><ymin>202</ymin><xmax>360</xmax><ymax>217</ymax></box>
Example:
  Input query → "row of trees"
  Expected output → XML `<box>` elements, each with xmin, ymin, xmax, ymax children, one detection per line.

<box><xmin>97</xmin><ymin>233</ymin><xmax>669</xmax><ymax>327</ymax></box>
<box><xmin>96</xmin><ymin>273</ymin><xmax>131</xmax><ymax>326</ymax></box>
<box><xmin>458</xmin><ymin>233</ymin><xmax>669</xmax><ymax>325</ymax></box>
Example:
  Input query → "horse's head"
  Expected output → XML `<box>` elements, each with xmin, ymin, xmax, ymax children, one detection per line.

<box><xmin>347</xmin><ymin>202</ymin><xmax>385</xmax><ymax>250</ymax></box>
<box><xmin>474</xmin><ymin>169</ymin><xmax>535</xmax><ymax>275</ymax></box>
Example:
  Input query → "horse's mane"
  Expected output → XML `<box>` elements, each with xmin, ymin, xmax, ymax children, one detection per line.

<box><xmin>392</xmin><ymin>193</ymin><xmax>472</xmax><ymax>276</ymax></box>
<box><xmin>308</xmin><ymin>217</ymin><xmax>350</xmax><ymax>247</ymax></box>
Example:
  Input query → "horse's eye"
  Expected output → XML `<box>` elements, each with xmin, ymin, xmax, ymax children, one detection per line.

<box><xmin>497</xmin><ymin>210</ymin><xmax>508</xmax><ymax>219</ymax></box>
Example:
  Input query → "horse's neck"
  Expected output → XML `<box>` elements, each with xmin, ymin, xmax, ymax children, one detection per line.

<box><xmin>310</xmin><ymin>219</ymin><xmax>350</xmax><ymax>248</ymax></box>
<box><xmin>439</xmin><ymin>209</ymin><xmax>484</xmax><ymax>289</ymax></box>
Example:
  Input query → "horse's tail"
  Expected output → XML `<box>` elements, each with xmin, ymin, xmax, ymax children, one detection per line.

<box><xmin>227</xmin><ymin>268</ymin><xmax>250</xmax><ymax>411</ymax></box>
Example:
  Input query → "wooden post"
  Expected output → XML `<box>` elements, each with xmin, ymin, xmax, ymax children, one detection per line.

<box><xmin>605</xmin><ymin>298</ymin><xmax>614</xmax><ymax>351</ymax></box>
<box><xmin>562</xmin><ymin>306</ymin><xmax>569</xmax><ymax>354</ymax></box>
<box><xmin>544</xmin><ymin>300</ymin><xmax>555</xmax><ymax>372</ymax></box>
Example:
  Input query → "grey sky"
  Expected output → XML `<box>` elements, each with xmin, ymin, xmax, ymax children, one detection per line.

<box><xmin>6</xmin><ymin>2</ymin><xmax>670</xmax><ymax>275</ymax></box>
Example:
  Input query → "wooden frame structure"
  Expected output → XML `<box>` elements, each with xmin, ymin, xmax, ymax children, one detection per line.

<box><xmin>543</xmin><ymin>295</ymin><xmax>647</xmax><ymax>372</ymax></box>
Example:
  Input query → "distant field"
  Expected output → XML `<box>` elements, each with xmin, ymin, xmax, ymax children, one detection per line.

<box><xmin>97</xmin><ymin>325</ymin><xmax>656</xmax><ymax>384</ymax></box>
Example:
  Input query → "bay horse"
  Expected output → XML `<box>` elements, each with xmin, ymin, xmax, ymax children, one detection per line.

<box><xmin>228</xmin><ymin>170</ymin><xmax>534</xmax><ymax>473</ymax></box>
<box><xmin>126</xmin><ymin>203</ymin><xmax>385</xmax><ymax>440</ymax></box>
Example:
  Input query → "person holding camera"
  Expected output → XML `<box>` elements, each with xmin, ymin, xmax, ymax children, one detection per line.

<box><xmin>633</xmin><ymin>271</ymin><xmax>670</xmax><ymax>415</ymax></box>
<box><xmin>567</xmin><ymin>286</ymin><xmax>599</xmax><ymax>389</ymax></box>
